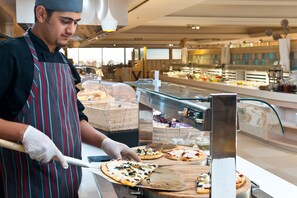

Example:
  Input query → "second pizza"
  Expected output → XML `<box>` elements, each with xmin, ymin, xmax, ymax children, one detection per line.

<box><xmin>164</xmin><ymin>148</ymin><xmax>205</xmax><ymax>161</ymax></box>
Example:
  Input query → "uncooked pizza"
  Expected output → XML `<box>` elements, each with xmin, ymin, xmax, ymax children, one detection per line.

<box><xmin>100</xmin><ymin>160</ymin><xmax>158</xmax><ymax>187</ymax></box>
<box><xmin>196</xmin><ymin>171</ymin><xmax>247</xmax><ymax>194</ymax></box>
<box><xmin>134</xmin><ymin>148</ymin><xmax>163</xmax><ymax>160</ymax></box>
<box><xmin>164</xmin><ymin>148</ymin><xmax>205</xmax><ymax>161</ymax></box>
<box><xmin>145</xmin><ymin>142</ymin><xmax>178</xmax><ymax>153</ymax></box>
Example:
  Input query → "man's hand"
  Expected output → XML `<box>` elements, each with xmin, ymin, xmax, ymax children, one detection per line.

<box><xmin>22</xmin><ymin>125</ymin><xmax>69</xmax><ymax>169</ymax></box>
<box><xmin>101</xmin><ymin>138</ymin><xmax>140</xmax><ymax>162</ymax></box>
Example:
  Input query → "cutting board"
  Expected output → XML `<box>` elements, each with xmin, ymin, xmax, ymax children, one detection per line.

<box><xmin>144</xmin><ymin>165</ymin><xmax>251</xmax><ymax>198</ymax></box>
<box><xmin>138</xmin><ymin>167</ymin><xmax>186</xmax><ymax>191</ymax></box>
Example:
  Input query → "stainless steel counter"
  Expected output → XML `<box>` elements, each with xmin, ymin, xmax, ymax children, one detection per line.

<box><xmin>131</xmin><ymin>81</ymin><xmax>240</xmax><ymax>197</ymax></box>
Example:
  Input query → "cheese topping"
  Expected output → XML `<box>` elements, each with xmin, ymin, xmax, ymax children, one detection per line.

<box><xmin>196</xmin><ymin>171</ymin><xmax>246</xmax><ymax>193</ymax></box>
<box><xmin>135</xmin><ymin>148</ymin><xmax>159</xmax><ymax>156</ymax></box>
<box><xmin>167</xmin><ymin>148</ymin><xmax>203</xmax><ymax>161</ymax></box>
<box><xmin>182</xmin><ymin>149</ymin><xmax>202</xmax><ymax>159</ymax></box>
<box><xmin>167</xmin><ymin>149</ymin><xmax>185</xmax><ymax>158</ymax></box>
<box><xmin>196</xmin><ymin>172</ymin><xmax>211</xmax><ymax>191</ymax></box>
<box><xmin>106</xmin><ymin>160</ymin><xmax>158</xmax><ymax>183</ymax></box>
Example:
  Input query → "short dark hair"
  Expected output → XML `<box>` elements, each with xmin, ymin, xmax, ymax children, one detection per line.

<box><xmin>34</xmin><ymin>5</ymin><xmax>55</xmax><ymax>22</ymax></box>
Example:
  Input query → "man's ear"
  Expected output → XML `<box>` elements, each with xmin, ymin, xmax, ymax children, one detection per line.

<box><xmin>35</xmin><ymin>5</ymin><xmax>47</xmax><ymax>23</ymax></box>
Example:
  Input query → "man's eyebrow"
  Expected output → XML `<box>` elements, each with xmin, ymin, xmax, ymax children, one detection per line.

<box><xmin>60</xmin><ymin>16</ymin><xmax>81</xmax><ymax>22</ymax></box>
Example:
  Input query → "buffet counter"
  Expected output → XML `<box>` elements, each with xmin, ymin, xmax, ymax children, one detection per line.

<box><xmin>160</xmin><ymin>75</ymin><xmax>297</xmax><ymax>150</ymax></box>
<box><xmin>77</xmin><ymin>79</ymin><xmax>297</xmax><ymax>197</ymax></box>
<box><xmin>78</xmin><ymin>142</ymin><xmax>297</xmax><ymax>198</ymax></box>
<box><xmin>160</xmin><ymin>75</ymin><xmax>297</xmax><ymax>108</ymax></box>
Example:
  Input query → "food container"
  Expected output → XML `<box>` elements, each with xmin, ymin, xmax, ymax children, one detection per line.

<box><xmin>79</xmin><ymin>80</ymin><xmax>139</xmax><ymax>132</ymax></box>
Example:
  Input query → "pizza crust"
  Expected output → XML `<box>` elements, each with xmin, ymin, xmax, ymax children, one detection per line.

<box><xmin>100</xmin><ymin>162</ymin><xmax>136</xmax><ymax>187</ymax></box>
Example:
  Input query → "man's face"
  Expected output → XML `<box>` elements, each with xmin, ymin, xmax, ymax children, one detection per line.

<box><xmin>41</xmin><ymin>10</ymin><xmax>81</xmax><ymax>49</ymax></box>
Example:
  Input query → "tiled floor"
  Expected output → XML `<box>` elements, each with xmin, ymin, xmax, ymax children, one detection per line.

<box><xmin>237</xmin><ymin>132</ymin><xmax>297</xmax><ymax>186</ymax></box>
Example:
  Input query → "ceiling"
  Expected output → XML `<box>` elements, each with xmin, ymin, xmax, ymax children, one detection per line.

<box><xmin>1</xmin><ymin>0</ymin><xmax>297</xmax><ymax>48</ymax></box>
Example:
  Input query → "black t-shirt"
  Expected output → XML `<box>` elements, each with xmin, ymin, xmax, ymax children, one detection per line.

<box><xmin>0</xmin><ymin>29</ymin><xmax>87</xmax><ymax>121</ymax></box>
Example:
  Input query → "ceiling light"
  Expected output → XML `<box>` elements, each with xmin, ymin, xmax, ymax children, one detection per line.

<box><xmin>187</xmin><ymin>24</ymin><xmax>200</xmax><ymax>30</ymax></box>
<box><xmin>168</xmin><ymin>44</ymin><xmax>174</xmax><ymax>47</ymax></box>
<box><xmin>101</xmin><ymin>1</ymin><xmax>118</xmax><ymax>32</ymax></box>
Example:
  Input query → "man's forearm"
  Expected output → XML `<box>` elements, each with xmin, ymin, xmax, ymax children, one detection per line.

<box><xmin>0</xmin><ymin>118</ymin><xmax>28</xmax><ymax>142</ymax></box>
<box><xmin>80</xmin><ymin>119</ymin><xmax>108</xmax><ymax>148</ymax></box>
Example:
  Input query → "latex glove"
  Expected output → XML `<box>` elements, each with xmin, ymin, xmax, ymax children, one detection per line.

<box><xmin>101</xmin><ymin>138</ymin><xmax>140</xmax><ymax>162</ymax></box>
<box><xmin>22</xmin><ymin>125</ymin><xmax>69</xmax><ymax>169</ymax></box>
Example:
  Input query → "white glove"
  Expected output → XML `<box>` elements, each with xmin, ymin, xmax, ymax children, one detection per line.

<box><xmin>22</xmin><ymin>125</ymin><xmax>69</xmax><ymax>169</ymax></box>
<box><xmin>101</xmin><ymin>138</ymin><xmax>140</xmax><ymax>162</ymax></box>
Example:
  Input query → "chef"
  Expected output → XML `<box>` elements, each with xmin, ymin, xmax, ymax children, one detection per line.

<box><xmin>0</xmin><ymin>0</ymin><xmax>140</xmax><ymax>197</ymax></box>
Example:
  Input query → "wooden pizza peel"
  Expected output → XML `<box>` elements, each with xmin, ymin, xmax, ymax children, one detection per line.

<box><xmin>143</xmin><ymin>165</ymin><xmax>251</xmax><ymax>198</ymax></box>
<box><xmin>89</xmin><ymin>162</ymin><xmax>187</xmax><ymax>192</ymax></box>
<box><xmin>0</xmin><ymin>139</ymin><xmax>186</xmax><ymax>192</ymax></box>
<box><xmin>132</xmin><ymin>146</ymin><xmax>251</xmax><ymax>198</ymax></box>
<box><xmin>138</xmin><ymin>167</ymin><xmax>186</xmax><ymax>191</ymax></box>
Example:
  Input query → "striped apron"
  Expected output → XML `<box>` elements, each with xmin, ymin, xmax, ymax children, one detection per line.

<box><xmin>0</xmin><ymin>32</ymin><xmax>82</xmax><ymax>198</ymax></box>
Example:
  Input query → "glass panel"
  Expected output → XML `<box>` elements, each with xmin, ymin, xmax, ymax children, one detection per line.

<box><xmin>125</xmin><ymin>48</ymin><xmax>134</xmax><ymax>65</ymax></box>
<box><xmin>172</xmin><ymin>49</ymin><xmax>182</xmax><ymax>59</ymax></box>
<box><xmin>67</xmin><ymin>48</ymin><xmax>102</xmax><ymax>67</ymax></box>
<box><xmin>67</xmin><ymin>48</ymin><xmax>79</xmax><ymax>64</ymax></box>
<box><xmin>102</xmin><ymin>48</ymin><xmax>125</xmax><ymax>65</ymax></box>
<box><xmin>134</xmin><ymin>49</ymin><xmax>139</xmax><ymax>60</ymax></box>
<box><xmin>147</xmin><ymin>49</ymin><xmax>169</xmax><ymax>60</ymax></box>
<box><xmin>130</xmin><ymin>81</ymin><xmax>211</xmax><ymax>100</ymax></box>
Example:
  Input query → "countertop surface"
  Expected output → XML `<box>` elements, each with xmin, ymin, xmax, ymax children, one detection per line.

<box><xmin>78</xmin><ymin>143</ymin><xmax>105</xmax><ymax>198</ymax></box>
<box><xmin>78</xmin><ymin>143</ymin><xmax>297</xmax><ymax>198</ymax></box>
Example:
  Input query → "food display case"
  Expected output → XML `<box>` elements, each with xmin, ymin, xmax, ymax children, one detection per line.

<box><xmin>122</xmin><ymin>80</ymin><xmax>284</xmax><ymax>198</ymax></box>
<box><xmin>78</xmin><ymin>80</ymin><xmax>139</xmax><ymax>147</ymax></box>
<box><xmin>84</xmin><ymin>81</ymin><xmax>282</xmax><ymax>198</ymax></box>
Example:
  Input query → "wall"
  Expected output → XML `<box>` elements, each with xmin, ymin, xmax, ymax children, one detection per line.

<box><xmin>188</xmin><ymin>40</ymin><xmax>297</xmax><ymax>71</ymax></box>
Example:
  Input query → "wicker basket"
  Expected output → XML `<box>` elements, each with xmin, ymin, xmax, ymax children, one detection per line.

<box><xmin>83</xmin><ymin>101</ymin><xmax>138</xmax><ymax>132</ymax></box>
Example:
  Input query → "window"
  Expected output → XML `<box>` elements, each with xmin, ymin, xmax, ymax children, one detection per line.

<box><xmin>147</xmin><ymin>49</ymin><xmax>169</xmax><ymax>60</ymax></box>
<box><xmin>67</xmin><ymin>48</ymin><xmax>134</xmax><ymax>66</ymax></box>
<box><xmin>172</xmin><ymin>49</ymin><xmax>182</xmax><ymax>60</ymax></box>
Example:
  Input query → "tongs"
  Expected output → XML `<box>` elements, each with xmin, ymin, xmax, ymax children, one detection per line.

<box><xmin>0</xmin><ymin>139</ymin><xmax>96</xmax><ymax>168</ymax></box>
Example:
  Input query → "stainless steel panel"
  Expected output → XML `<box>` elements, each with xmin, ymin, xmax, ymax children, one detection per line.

<box><xmin>210</xmin><ymin>93</ymin><xmax>237</xmax><ymax>198</ymax></box>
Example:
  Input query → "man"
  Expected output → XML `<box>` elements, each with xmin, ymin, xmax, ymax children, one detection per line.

<box><xmin>0</xmin><ymin>0</ymin><xmax>140</xmax><ymax>197</ymax></box>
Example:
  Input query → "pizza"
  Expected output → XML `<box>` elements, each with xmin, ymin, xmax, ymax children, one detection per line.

<box><xmin>145</xmin><ymin>142</ymin><xmax>178</xmax><ymax>153</ymax></box>
<box><xmin>196</xmin><ymin>171</ymin><xmax>247</xmax><ymax>194</ymax></box>
<box><xmin>164</xmin><ymin>148</ymin><xmax>205</xmax><ymax>161</ymax></box>
<box><xmin>100</xmin><ymin>160</ymin><xmax>158</xmax><ymax>187</ymax></box>
<box><xmin>236</xmin><ymin>171</ymin><xmax>246</xmax><ymax>189</ymax></box>
<box><xmin>134</xmin><ymin>147</ymin><xmax>163</xmax><ymax>160</ymax></box>
<box><xmin>196</xmin><ymin>172</ymin><xmax>211</xmax><ymax>194</ymax></box>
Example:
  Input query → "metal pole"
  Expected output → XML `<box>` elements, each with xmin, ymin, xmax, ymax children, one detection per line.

<box><xmin>210</xmin><ymin>93</ymin><xmax>237</xmax><ymax>198</ymax></box>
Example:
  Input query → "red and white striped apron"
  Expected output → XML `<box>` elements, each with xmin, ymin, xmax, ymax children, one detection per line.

<box><xmin>0</xmin><ymin>32</ymin><xmax>82</xmax><ymax>198</ymax></box>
